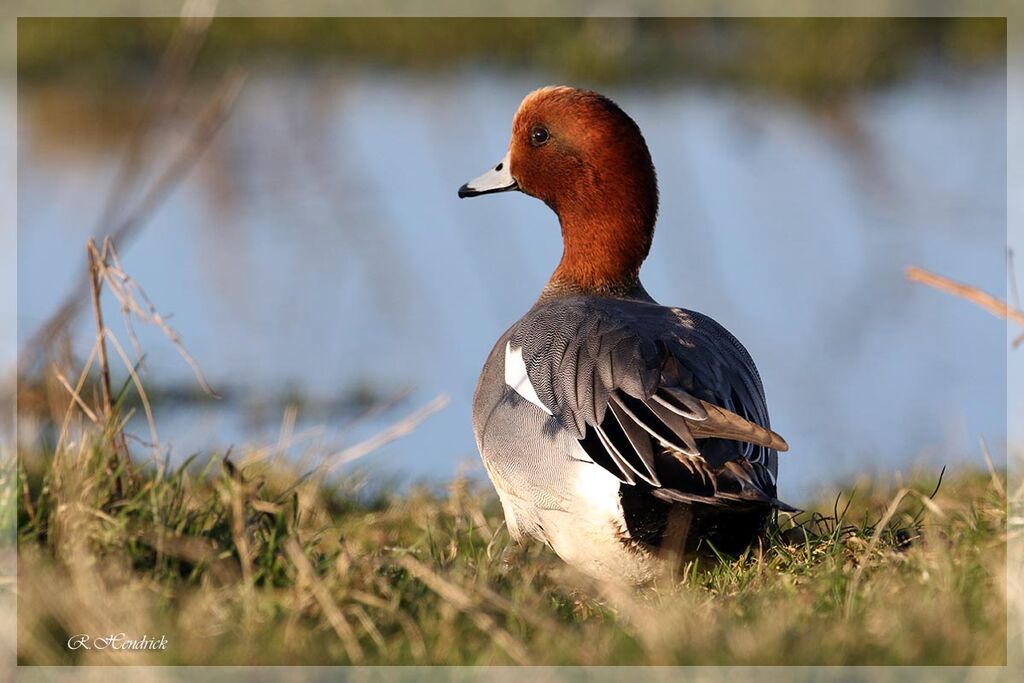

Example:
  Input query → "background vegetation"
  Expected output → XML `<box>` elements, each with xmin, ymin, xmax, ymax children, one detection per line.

<box><xmin>18</xmin><ymin>17</ymin><xmax>1006</xmax><ymax>100</ymax></box>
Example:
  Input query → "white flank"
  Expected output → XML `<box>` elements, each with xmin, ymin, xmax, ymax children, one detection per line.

<box><xmin>504</xmin><ymin>341</ymin><xmax>553</xmax><ymax>415</ymax></box>
<box><xmin>571</xmin><ymin>442</ymin><xmax>624</xmax><ymax>520</ymax></box>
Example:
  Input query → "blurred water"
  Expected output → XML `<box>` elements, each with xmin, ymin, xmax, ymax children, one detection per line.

<box><xmin>17</xmin><ymin>68</ymin><xmax>1008</xmax><ymax>499</ymax></box>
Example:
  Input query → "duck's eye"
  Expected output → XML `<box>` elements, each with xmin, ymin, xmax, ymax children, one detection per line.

<box><xmin>530</xmin><ymin>126</ymin><xmax>550</xmax><ymax>146</ymax></box>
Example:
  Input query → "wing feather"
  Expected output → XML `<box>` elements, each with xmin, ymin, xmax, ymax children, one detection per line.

<box><xmin>509</xmin><ymin>298</ymin><xmax>792</xmax><ymax>511</ymax></box>
<box><xmin>607</xmin><ymin>399</ymin><xmax>660</xmax><ymax>485</ymax></box>
<box><xmin>611</xmin><ymin>391</ymin><xmax>699</xmax><ymax>457</ymax></box>
<box><xmin>593</xmin><ymin>425</ymin><xmax>637</xmax><ymax>485</ymax></box>
<box><xmin>689</xmin><ymin>401</ymin><xmax>789</xmax><ymax>452</ymax></box>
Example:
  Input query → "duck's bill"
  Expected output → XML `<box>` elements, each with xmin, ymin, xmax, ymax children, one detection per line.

<box><xmin>458</xmin><ymin>151</ymin><xmax>518</xmax><ymax>198</ymax></box>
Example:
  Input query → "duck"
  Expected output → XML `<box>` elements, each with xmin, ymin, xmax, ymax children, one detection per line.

<box><xmin>459</xmin><ymin>85</ymin><xmax>791</xmax><ymax>585</ymax></box>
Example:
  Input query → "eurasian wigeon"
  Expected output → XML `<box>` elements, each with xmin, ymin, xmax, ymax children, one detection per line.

<box><xmin>459</xmin><ymin>86</ymin><xmax>790</xmax><ymax>585</ymax></box>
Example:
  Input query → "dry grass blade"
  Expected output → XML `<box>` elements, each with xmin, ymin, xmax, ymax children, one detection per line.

<box><xmin>53</xmin><ymin>341</ymin><xmax>99</xmax><ymax>455</ymax></box>
<box><xmin>906</xmin><ymin>489</ymin><xmax>947</xmax><ymax>520</ymax></box>
<box><xmin>844</xmin><ymin>487</ymin><xmax>910</xmax><ymax>617</ymax></box>
<box><xmin>351</xmin><ymin>604</ymin><xmax>387</xmax><ymax>654</ymax></box>
<box><xmin>978</xmin><ymin>435</ymin><xmax>1005</xmax><ymax>498</ymax></box>
<box><xmin>53</xmin><ymin>369</ymin><xmax>98</xmax><ymax>424</ymax></box>
<box><xmin>396</xmin><ymin>554</ymin><xmax>530</xmax><ymax>665</ymax></box>
<box><xmin>227</xmin><ymin>472</ymin><xmax>255</xmax><ymax>625</ymax></box>
<box><xmin>133</xmin><ymin>525</ymin><xmax>240</xmax><ymax>584</ymax></box>
<box><xmin>103</xmin><ymin>329</ymin><xmax>160</xmax><ymax>452</ymax></box>
<box><xmin>243</xmin><ymin>424</ymin><xmax>328</xmax><ymax>467</ymax></box>
<box><xmin>283</xmin><ymin>538</ymin><xmax>364</xmax><ymax>663</ymax></box>
<box><xmin>323</xmin><ymin>394</ymin><xmax>450</xmax><ymax>472</ymax></box>
<box><xmin>99</xmin><ymin>238</ymin><xmax>218</xmax><ymax>397</ymax></box>
<box><xmin>472</xmin><ymin>581</ymin><xmax>563</xmax><ymax>632</ymax></box>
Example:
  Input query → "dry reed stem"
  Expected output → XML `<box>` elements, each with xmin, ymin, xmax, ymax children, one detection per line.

<box><xmin>87</xmin><ymin>242</ymin><xmax>114</xmax><ymax>420</ymax></box>
<box><xmin>86</xmin><ymin>241</ymin><xmax>132</xmax><ymax>491</ymax></box>
<box><xmin>283</xmin><ymin>538</ymin><xmax>365</xmax><ymax>663</ymax></box>
<box><xmin>906</xmin><ymin>265</ymin><xmax>1024</xmax><ymax>326</ymax></box>
<box><xmin>20</xmin><ymin>4</ymin><xmax>219</xmax><ymax>366</ymax></box>
<box><xmin>94</xmin><ymin>2</ymin><xmax>217</xmax><ymax>238</ymax></box>
<box><xmin>19</xmin><ymin>67</ymin><xmax>246</xmax><ymax>375</ymax></box>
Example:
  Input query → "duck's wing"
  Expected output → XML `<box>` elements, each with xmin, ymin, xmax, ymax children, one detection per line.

<box><xmin>508</xmin><ymin>298</ymin><xmax>792</xmax><ymax>511</ymax></box>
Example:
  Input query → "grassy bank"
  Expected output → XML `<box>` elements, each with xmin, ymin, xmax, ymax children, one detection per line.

<box><xmin>15</xmin><ymin>430</ymin><xmax>1008</xmax><ymax>666</ymax></box>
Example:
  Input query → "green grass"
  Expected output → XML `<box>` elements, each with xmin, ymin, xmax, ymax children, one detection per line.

<box><xmin>14</xmin><ymin>429</ymin><xmax>1009</xmax><ymax>666</ymax></box>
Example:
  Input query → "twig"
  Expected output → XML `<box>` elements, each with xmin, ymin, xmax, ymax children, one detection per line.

<box><xmin>905</xmin><ymin>265</ymin><xmax>1024</xmax><ymax>326</ymax></box>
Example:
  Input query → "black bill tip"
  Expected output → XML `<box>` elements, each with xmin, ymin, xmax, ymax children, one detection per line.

<box><xmin>457</xmin><ymin>181</ymin><xmax>518</xmax><ymax>199</ymax></box>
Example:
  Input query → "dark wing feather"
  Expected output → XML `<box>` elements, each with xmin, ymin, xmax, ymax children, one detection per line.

<box><xmin>689</xmin><ymin>400</ymin><xmax>789</xmax><ymax>451</ymax></box>
<box><xmin>607</xmin><ymin>399</ymin><xmax>659</xmax><ymax>485</ymax></box>
<box><xmin>511</xmin><ymin>297</ymin><xmax>792</xmax><ymax>511</ymax></box>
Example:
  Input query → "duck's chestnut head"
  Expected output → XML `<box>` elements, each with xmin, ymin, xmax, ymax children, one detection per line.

<box><xmin>460</xmin><ymin>86</ymin><xmax>659</xmax><ymax>296</ymax></box>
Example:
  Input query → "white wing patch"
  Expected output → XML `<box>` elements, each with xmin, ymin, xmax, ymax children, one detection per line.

<box><xmin>504</xmin><ymin>341</ymin><xmax>553</xmax><ymax>415</ymax></box>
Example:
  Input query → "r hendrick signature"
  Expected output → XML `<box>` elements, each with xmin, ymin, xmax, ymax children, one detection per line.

<box><xmin>67</xmin><ymin>633</ymin><xmax>168</xmax><ymax>651</ymax></box>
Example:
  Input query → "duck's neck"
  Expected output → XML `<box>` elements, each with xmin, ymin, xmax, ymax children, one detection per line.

<box><xmin>543</xmin><ymin>203</ymin><xmax>655</xmax><ymax>299</ymax></box>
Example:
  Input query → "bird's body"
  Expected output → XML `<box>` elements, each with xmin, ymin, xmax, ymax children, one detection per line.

<box><xmin>460</xmin><ymin>86</ymin><xmax>789</xmax><ymax>584</ymax></box>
